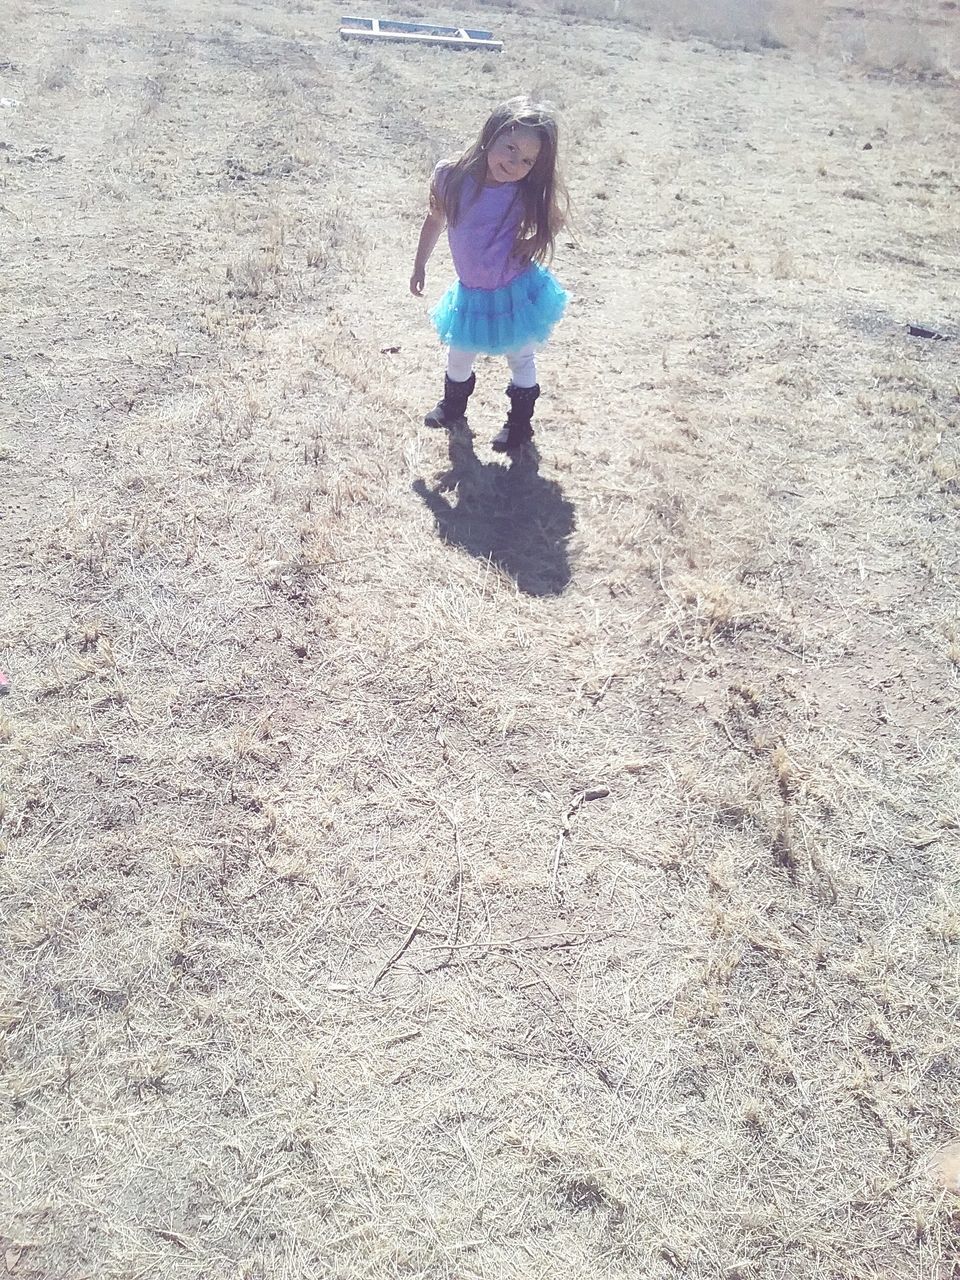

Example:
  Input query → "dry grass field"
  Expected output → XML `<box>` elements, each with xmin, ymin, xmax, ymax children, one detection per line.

<box><xmin>2</xmin><ymin>0</ymin><xmax>960</xmax><ymax>1275</ymax></box>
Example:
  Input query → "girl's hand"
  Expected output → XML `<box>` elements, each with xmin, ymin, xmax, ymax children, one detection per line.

<box><xmin>410</xmin><ymin>267</ymin><xmax>426</xmax><ymax>296</ymax></box>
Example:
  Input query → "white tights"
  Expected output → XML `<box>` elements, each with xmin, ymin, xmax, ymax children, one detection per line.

<box><xmin>446</xmin><ymin>343</ymin><xmax>538</xmax><ymax>389</ymax></box>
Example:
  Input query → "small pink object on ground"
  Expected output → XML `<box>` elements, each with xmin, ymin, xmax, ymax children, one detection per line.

<box><xmin>0</xmin><ymin>671</ymin><xmax>9</xmax><ymax>695</ymax></box>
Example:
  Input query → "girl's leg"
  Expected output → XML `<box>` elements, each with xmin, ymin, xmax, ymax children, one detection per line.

<box><xmin>424</xmin><ymin>348</ymin><xmax>478</xmax><ymax>429</ymax></box>
<box><xmin>493</xmin><ymin>343</ymin><xmax>540</xmax><ymax>451</ymax></box>
<box><xmin>505</xmin><ymin>343</ymin><xmax>537</xmax><ymax>389</ymax></box>
<box><xmin>446</xmin><ymin>348</ymin><xmax>478</xmax><ymax>382</ymax></box>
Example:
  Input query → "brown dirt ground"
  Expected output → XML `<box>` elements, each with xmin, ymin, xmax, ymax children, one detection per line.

<box><xmin>1</xmin><ymin>0</ymin><xmax>959</xmax><ymax>1277</ymax></box>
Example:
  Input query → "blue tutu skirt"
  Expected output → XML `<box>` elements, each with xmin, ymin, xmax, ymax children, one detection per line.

<box><xmin>430</xmin><ymin>263</ymin><xmax>568</xmax><ymax>355</ymax></box>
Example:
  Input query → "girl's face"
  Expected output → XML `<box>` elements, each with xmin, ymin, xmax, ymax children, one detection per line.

<box><xmin>486</xmin><ymin>124</ymin><xmax>542</xmax><ymax>185</ymax></box>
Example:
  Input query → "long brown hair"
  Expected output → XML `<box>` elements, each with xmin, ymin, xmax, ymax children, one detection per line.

<box><xmin>434</xmin><ymin>96</ymin><xmax>569</xmax><ymax>265</ymax></box>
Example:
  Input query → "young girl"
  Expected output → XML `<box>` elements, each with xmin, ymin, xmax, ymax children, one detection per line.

<box><xmin>410</xmin><ymin>96</ymin><xmax>569</xmax><ymax>452</ymax></box>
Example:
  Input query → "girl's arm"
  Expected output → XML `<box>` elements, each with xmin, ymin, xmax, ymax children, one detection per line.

<box><xmin>410</xmin><ymin>210</ymin><xmax>445</xmax><ymax>296</ymax></box>
<box><xmin>410</xmin><ymin>168</ymin><xmax>448</xmax><ymax>296</ymax></box>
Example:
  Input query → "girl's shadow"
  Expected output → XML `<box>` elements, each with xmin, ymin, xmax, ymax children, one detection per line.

<box><xmin>413</xmin><ymin>426</ymin><xmax>575</xmax><ymax>597</ymax></box>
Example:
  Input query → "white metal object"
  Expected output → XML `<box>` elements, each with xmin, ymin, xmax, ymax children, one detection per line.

<box><xmin>339</xmin><ymin>16</ymin><xmax>503</xmax><ymax>51</ymax></box>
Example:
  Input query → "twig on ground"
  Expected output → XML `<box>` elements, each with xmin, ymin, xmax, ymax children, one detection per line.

<box><xmin>719</xmin><ymin>720</ymin><xmax>750</xmax><ymax>754</ymax></box>
<box><xmin>550</xmin><ymin>829</ymin><xmax>566</xmax><ymax>902</ymax></box>
<box><xmin>444</xmin><ymin>824</ymin><xmax>464</xmax><ymax>959</ymax></box>
<box><xmin>522</xmin><ymin>966</ymin><xmax>624</xmax><ymax>1093</ymax></box>
<box><xmin>147</xmin><ymin>1226</ymin><xmax>193</xmax><ymax>1251</ymax></box>
<box><xmin>238</xmin><ymin>873</ymin><xmax>284</xmax><ymax>903</ymax></box>
<box><xmin>369</xmin><ymin>907</ymin><xmax>426</xmax><ymax>991</ymax></box>
<box><xmin>387</xmin><ymin>769</ymin><xmax>466</xmax><ymax>967</ymax></box>
<box><xmin>551</xmin><ymin>787</ymin><xmax>610</xmax><ymax>900</ymax></box>
<box><xmin>431</xmin><ymin>798</ymin><xmax>464</xmax><ymax>959</ymax></box>
<box><xmin>427</xmin><ymin>930</ymin><xmax>619</xmax><ymax>954</ymax></box>
<box><xmin>654</xmin><ymin>549</ymin><xmax>686</xmax><ymax>642</ymax></box>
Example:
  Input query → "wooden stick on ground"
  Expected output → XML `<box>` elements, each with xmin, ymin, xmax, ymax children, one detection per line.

<box><xmin>551</xmin><ymin>787</ymin><xmax>610</xmax><ymax>900</ymax></box>
<box><xmin>432</xmin><ymin>799</ymin><xmax>463</xmax><ymax>968</ymax></box>
<box><xmin>369</xmin><ymin>907</ymin><xmax>426</xmax><ymax>992</ymax></box>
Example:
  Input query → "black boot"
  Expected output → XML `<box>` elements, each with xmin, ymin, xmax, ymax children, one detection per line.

<box><xmin>492</xmin><ymin>383</ymin><xmax>540</xmax><ymax>452</ymax></box>
<box><xmin>424</xmin><ymin>371</ymin><xmax>476</xmax><ymax>429</ymax></box>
